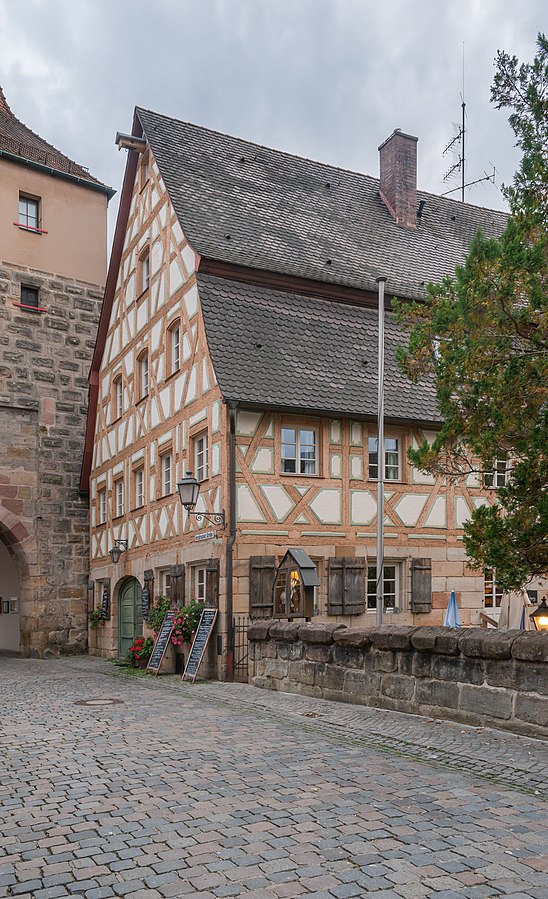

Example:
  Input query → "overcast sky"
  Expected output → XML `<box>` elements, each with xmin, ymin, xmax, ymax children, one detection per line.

<box><xmin>0</xmin><ymin>0</ymin><xmax>544</xmax><ymax>241</ymax></box>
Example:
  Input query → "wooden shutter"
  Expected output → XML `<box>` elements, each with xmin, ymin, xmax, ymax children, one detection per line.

<box><xmin>142</xmin><ymin>569</ymin><xmax>154</xmax><ymax>621</ymax></box>
<box><xmin>411</xmin><ymin>558</ymin><xmax>432</xmax><ymax>613</ymax></box>
<box><xmin>205</xmin><ymin>558</ymin><xmax>220</xmax><ymax>608</ymax></box>
<box><xmin>170</xmin><ymin>563</ymin><xmax>185</xmax><ymax>607</ymax></box>
<box><xmin>249</xmin><ymin>556</ymin><xmax>276</xmax><ymax>619</ymax></box>
<box><xmin>328</xmin><ymin>558</ymin><xmax>365</xmax><ymax>616</ymax></box>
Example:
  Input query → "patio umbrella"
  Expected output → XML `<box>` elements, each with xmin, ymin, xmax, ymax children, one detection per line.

<box><xmin>443</xmin><ymin>590</ymin><xmax>461</xmax><ymax>627</ymax></box>
<box><xmin>498</xmin><ymin>592</ymin><xmax>534</xmax><ymax>630</ymax></box>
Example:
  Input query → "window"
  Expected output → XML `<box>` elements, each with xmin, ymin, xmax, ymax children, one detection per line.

<box><xmin>113</xmin><ymin>377</ymin><xmax>123</xmax><ymax>420</ymax></box>
<box><xmin>140</xmin><ymin>157</ymin><xmax>149</xmax><ymax>190</ymax></box>
<box><xmin>98</xmin><ymin>489</ymin><xmax>107</xmax><ymax>524</ymax></box>
<box><xmin>115</xmin><ymin>480</ymin><xmax>125</xmax><ymax>518</ymax></box>
<box><xmin>169</xmin><ymin>323</ymin><xmax>181</xmax><ymax>374</ymax></box>
<box><xmin>368</xmin><ymin>436</ymin><xmax>401</xmax><ymax>480</ymax></box>
<box><xmin>134</xmin><ymin>468</ymin><xmax>145</xmax><ymax>508</ymax></box>
<box><xmin>138</xmin><ymin>352</ymin><xmax>149</xmax><ymax>400</ymax></box>
<box><xmin>20</xmin><ymin>285</ymin><xmax>39</xmax><ymax>309</ymax></box>
<box><xmin>161</xmin><ymin>453</ymin><xmax>172</xmax><ymax>496</ymax></box>
<box><xmin>484</xmin><ymin>458</ymin><xmax>508</xmax><ymax>488</ymax></box>
<box><xmin>18</xmin><ymin>194</ymin><xmax>39</xmax><ymax>229</ymax></box>
<box><xmin>140</xmin><ymin>251</ymin><xmax>150</xmax><ymax>293</ymax></box>
<box><xmin>281</xmin><ymin>428</ymin><xmax>317</xmax><ymax>475</ymax></box>
<box><xmin>193</xmin><ymin>566</ymin><xmax>207</xmax><ymax>602</ymax></box>
<box><xmin>195</xmin><ymin>433</ymin><xmax>209</xmax><ymax>482</ymax></box>
<box><xmin>158</xmin><ymin>569</ymin><xmax>171</xmax><ymax>597</ymax></box>
<box><xmin>484</xmin><ymin>569</ymin><xmax>504</xmax><ymax>608</ymax></box>
<box><xmin>367</xmin><ymin>564</ymin><xmax>398</xmax><ymax>611</ymax></box>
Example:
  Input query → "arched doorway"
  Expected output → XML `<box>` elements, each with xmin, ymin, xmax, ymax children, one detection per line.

<box><xmin>0</xmin><ymin>537</ymin><xmax>21</xmax><ymax>652</ymax></box>
<box><xmin>118</xmin><ymin>577</ymin><xmax>143</xmax><ymax>659</ymax></box>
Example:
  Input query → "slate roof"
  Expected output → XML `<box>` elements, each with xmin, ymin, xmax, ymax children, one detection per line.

<box><xmin>137</xmin><ymin>107</ymin><xmax>507</xmax><ymax>301</ymax></box>
<box><xmin>198</xmin><ymin>273</ymin><xmax>441</xmax><ymax>425</ymax></box>
<box><xmin>0</xmin><ymin>87</ymin><xmax>111</xmax><ymax>192</ymax></box>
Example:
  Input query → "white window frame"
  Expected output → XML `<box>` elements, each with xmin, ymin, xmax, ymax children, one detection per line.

<box><xmin>193</xmin><ymin>566</ymin><xmax>207</xmax><ymax>602</ymax></box>
<box><xmin>170</xmin><ymin>324</ymin><xmax>180</xmax><ymax>374</ymax></box>
<box><xmin>484</xmin><ymin>569</ymin><xmax>504</xmax><ymax>608</ymax></box>
<box><xmin>19</xmin><ymin>194</ymin><xmax>39</xmax><ymax>229</ymax></box>
<box><xmin>161</xmin><ymin>453</ymin><xmax>172</xmax><ymax>497</ymax></box>
<box><xmin>368</xmin><ymin>436</ymin><xmax>401</xmax><ymax>481</ymax></box>
<box><xmin>366</xmin><ymin>563</ymin><xmax>400</xmax><ymax>611</ymax></box>
<box><xmin>484</xmin><ymin>458</ymin><xmax>508</xmax><ymax>489</ymax></box>
<box><xmin>157</xmin><ymin>568</ymin><xmax>171</xmax><ymax>597</ymax></box>
<box><xmin>139</xmin><ymin>353</ymin><xmax>149</xmax><ymax>399</ymax></box>
<box><xmin>115</xmin><ymin>480</ymin><xmax>125</xmax><ymax>518</ymax></box>
<box><xmin>281</xmin><ymin>427</ymin><xmax>318</xmax><ymax>475</ymax></box>
<box><xmin>140</xmin><ymin>252</ymin><xmax>150</xmax><ymax>293</ymax></box>
<box><xmin>135</xmin><ymin>467</ymin><xmax>145</xmax><ymax>508</ymax></box>
<box><xmin>99</xmin><ymin>489</ymin><xmax>107</xmax><ymax>524</ymax></box>
<box><xmin>195</xmin><ymin>433</ymin><xmax>209</xmax><ymax>482</ymax></box>
<box><xmin>114</xmin><ymin>378</ymin><xmax>123</xmax><ymax>420</ymax></box>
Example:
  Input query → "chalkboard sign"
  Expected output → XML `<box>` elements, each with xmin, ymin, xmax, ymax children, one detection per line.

<box><xmin>146</xmin><ymin>609</ymin><xmax>176</xmax><ymax>675</ymax></box>
<box><xmin>101</xmin><ymin>586</ymin><xmax>110</xmax><ymax>620</ymax></box>
<box><xmin>141</xmin><ymin>586</ymin><xmax>150</xmax><ymax>621</ymax></box>
<box><xmin>182</xmin><ymin>607</ymin><xmax>218</xmax><ymax>682</ymax></box>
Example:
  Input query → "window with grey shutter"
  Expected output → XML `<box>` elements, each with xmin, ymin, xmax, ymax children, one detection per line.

<box><xmin>169</xmin><ymin>563</ymin><xmax>185</xmax><ymax>607</ymax></box>
<box><xmin>328</xmin><ymin>557</ymin><xmax>365</xmax><ymax>616</ymax></box>
<box><xmin>249</xmin><ymin>556</ymin><xmax>276</xmax><ymax>619</ymax></box>
<box><xmin>411</xmin><ymin>558</ymin><xmax>432</xmax><ymax>613</ymax></box>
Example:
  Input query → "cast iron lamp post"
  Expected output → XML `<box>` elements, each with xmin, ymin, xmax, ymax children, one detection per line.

<box><xmin>177</xmin><ymin>471</ymin><xmax>226</xmax><ymax>528</ymax></box>
<box><xmin>108</xmin><ymin>539</ymin><xmax>128</xmax><ymax>564</ymax></box>
<box><xmin>530</xmin><ymin>597</ymin><xmax>548</xmax><ymax>632</ymax></box>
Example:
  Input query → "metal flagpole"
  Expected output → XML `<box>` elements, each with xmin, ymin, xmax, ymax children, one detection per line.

<box><xmin>375</xmin><ymin>277</ymin><xmax>386</xmax><ymax>627</ymax></box>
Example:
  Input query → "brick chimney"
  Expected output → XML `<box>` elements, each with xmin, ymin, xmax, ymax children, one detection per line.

<box><xmin>379</xmin><ymin>129</ymin><xmax>418</xmax><ymax>229</ymax></box>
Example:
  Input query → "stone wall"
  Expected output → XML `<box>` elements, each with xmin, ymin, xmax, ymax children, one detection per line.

<box><xmin>249</xmin><ymin>621</ymin><xmax>548</xmax><ymax>739</ymax></box>
<box><xmin>0</xmin><ymin>260</ymin><xmax>103</xmax><ymax>655</ymax></box>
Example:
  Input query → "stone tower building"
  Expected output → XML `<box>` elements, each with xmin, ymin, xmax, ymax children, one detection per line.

<box><xmin>0</xmin><ymin>87</ymin><xmax>113</xmax><ymax>656</ymax></box>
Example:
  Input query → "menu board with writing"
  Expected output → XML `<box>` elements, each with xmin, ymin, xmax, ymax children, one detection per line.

<box><xmin>146</xmin><ymin>609</ymin><xmax>176</xmax><ymax>675</ymax></box>
<box><xmin>182</xmin><ymin>607</ymin><xmax>218</xmax><ymax>683</ymax></box>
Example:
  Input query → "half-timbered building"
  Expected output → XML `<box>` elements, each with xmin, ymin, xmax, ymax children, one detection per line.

<box><xmin>82</xmin><ymin>111</ymin><xmax>513</xmax><ymax>676</ymax></box>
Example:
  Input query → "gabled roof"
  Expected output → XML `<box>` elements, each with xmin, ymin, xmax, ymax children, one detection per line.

<box><xmin>198</xmin><ymin>273</ymin><xmax>441</xmax><ymax>425</ymax></box>
<box><xmin>0</xmin><ymin>87</ymin><xmax>113</xmax><ymax>196</ymax></box>
<box><xmin>136</xmin><ymin>107</ymin><xmax>506</xmax><ymax>302</ymax></box>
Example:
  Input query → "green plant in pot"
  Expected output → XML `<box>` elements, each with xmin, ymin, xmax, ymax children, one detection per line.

<box><xmin>88</xmin><ymin>608</ymin><xmax>106</xmax><ymax>628</ymax></box>
<box><xmin>127</xmin><ymin>635</ymin><xmax>155</xmax><ymax>667</ymax></box>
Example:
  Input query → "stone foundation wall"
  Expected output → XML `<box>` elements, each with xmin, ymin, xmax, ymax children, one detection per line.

<box><xmin>249</xmin><ymin>621</ymin><xmax>548</xmax><ymax>739</ymax></box>
<box><xmin>0</xmin><ymin>261</ymin><xmax>103</xmax><ymax>656</ymax></box>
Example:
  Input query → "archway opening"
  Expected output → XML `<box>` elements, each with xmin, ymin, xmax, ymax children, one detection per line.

<box><xmin>0</xmin><ymin>534</ymin><xmax>21</xmax><ymax>652</ymax></box>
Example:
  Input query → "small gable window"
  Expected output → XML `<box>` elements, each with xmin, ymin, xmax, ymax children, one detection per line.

<box><xmin>168</xmin><ymin>321</ymin><xmax>181</xmax><ymax>375</ymax></box>
<box><xmin>139</xmin><ymin>250</ymin><xmax>150</xmax><ymax>293</ymax></box>
<box><xmin>138</xmin><ymin>352</ymin><xmax>149</xmax><ymax>400</ymax></box>
<box><xmin>18</xmin><ymin>194</ymin><xmax>40</xmax><ymax>230</ymax></box>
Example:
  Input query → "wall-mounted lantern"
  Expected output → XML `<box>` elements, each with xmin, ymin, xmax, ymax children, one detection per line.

<box><xmin>530</xmin><ymin>597</ymin><xmax>548</xmax><ymax>632</ymax></box>
<box><xmin>272</xmin><ymin>549</ymin><xmax>320</xmax><ymax>620</ymax></box>
<box><xmin>108</xmin><ymin>539</ymin><xmax>128</xmax><ymax>564</ymax></box>
<box><xmin>177</xmin><ymin>471</ymin><xmax>226</xmax><ymax>528</ymax></box>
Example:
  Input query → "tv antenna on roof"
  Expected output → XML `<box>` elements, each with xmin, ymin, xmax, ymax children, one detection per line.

<box><xmin>442</xmin><ymin>44</ymin><xmax>497</xmax><ymax>202</ymax></box>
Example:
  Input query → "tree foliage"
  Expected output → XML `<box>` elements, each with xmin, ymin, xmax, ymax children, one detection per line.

<box><xmin>395</xmin><ymin>34</ymin><xmax>548</xmax><ymax>591</ymax></box>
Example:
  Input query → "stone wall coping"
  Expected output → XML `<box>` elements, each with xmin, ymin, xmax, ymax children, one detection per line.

<box><xmin>512</xmin><ymin>631</ymin><xmax>548</xmax><ymax>663</ymax></box>
<box><xmin>250</xmin><ymin>621</ymin><xmax>548</xmax><ymax>663</ymax></box>
<box><xmin>458</xmin><ymin>628</ymin><xmax>521</xmax><ymax>660</ymax></box>
<box><xmin>298</xmin><ymin>622</ymin><xmax>346</xmax><ymax>644</ymax></box>
<box><xmin>269</xmin><ymin>621</ymin><xmax>302</xmax><ymax>642</ymax></box>
<box><xmin>248</xmin><ymin>620</ymin><xmax>272</xmax><ymax>641</ymax></box>
<box><xmin>333</xmin><ymin>627</ymin><xmax>373</xmax><ymax>648</ymax></box>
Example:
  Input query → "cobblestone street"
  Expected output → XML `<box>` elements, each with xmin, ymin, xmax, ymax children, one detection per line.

<box><xmin>1</xmin><ymin>656</ymin><xmax>547</xmax><ymax>899</ymax></box>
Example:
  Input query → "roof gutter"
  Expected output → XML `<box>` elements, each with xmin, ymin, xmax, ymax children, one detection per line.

<box><xmin>224</xmin><ymin>399</ymin><xmax>442</xmax><ymax>431</ymax></box>
<box><xmin>0</xmin><ymin>148</ymin><xmax>115</xmax><ymax>199</ymax></box>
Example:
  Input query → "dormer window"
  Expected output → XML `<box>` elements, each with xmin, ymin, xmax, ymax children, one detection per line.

<box><xmin>19</xmin><ymin>194</ymin><xmax>40</xmax><ymax>230</ymax></box>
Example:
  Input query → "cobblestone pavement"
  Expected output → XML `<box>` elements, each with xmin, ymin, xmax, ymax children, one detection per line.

<box><xmin>1</xmin><ymin>656</ymin><xmax>548</xmax><ymax>899</ymax></box>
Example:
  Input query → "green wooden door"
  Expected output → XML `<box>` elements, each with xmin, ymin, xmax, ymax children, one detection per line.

<box><xmin>118</xmin><ymin>578</ymin><xmax>142</xmax><ymax>659</ymax></box>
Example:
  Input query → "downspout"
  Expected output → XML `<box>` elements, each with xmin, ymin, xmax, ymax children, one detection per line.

<box><xmin>225</xmin><ymin>401</ymin><xmax>238</xmax><ymax>681</ymax></box>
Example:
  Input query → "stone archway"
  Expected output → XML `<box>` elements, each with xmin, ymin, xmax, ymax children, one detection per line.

<box><xmin>0</xmin><ymin>513</ymin><xmax>35</xmax><ymax>655</ymax></box>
